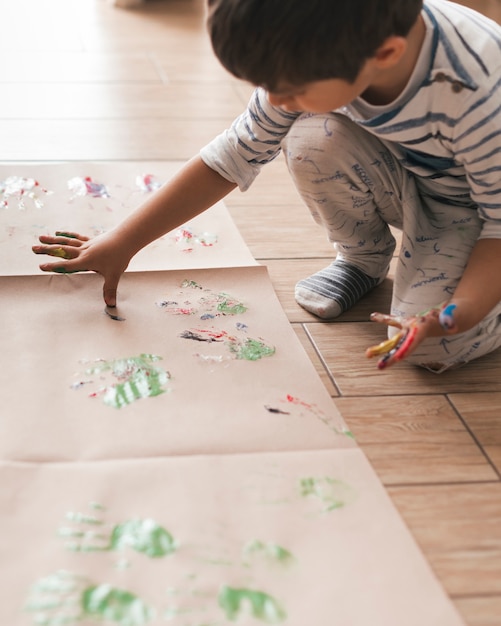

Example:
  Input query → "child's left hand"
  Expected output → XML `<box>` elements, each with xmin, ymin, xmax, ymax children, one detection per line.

<box><xmin>366</xmin><ymin>304</ymin><xmax>457</xmax><ymax>369</ymax></box>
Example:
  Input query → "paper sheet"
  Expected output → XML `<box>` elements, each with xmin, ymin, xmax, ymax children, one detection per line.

<box><xmin>0</xmin><ymin>266</ymin><xmax>353</xmax><ymax>461</ymax></box>
<box><xmin>0</xmin><ymin>161</ymin><xmax>466</xmax><ymax>626</ymax></box>
<box><xmin>0</xmin><ymin>162</ymin><xmax>256</xmax><ymax>275</ymax></box>
<box><xmin>0</xmin><ymin>451</ymin><xmax>465</xmax><ymax>626</ymax></box>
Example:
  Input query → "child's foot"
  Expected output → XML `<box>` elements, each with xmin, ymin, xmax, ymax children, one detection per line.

<box><xmin>295</xmin><ymin>260</ymin><xmax>383</xmax><ymax>319</ymax></box>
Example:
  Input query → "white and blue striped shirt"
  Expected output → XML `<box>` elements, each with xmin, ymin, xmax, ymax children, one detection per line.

<box><xmin>200</xmin><ymin>0</ymin><xmax>501</xmax><ymax>239</ymax></box>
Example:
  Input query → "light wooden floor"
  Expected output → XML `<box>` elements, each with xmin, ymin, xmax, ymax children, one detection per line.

<box><xmin>2</xmin><ymin>1</ymin><xmax>500</xmax><ymax>624</ymax></box>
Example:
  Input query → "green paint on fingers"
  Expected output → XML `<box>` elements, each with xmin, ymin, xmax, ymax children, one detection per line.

<box><xmin>52</xmin><ymin>267</ymin><xmax>80</xmax><ymax>274</ymax></box>
<box><xmin>55</xmin><ymin>232</ymin><xmax>79</xmax><ymax>239</ymax></box>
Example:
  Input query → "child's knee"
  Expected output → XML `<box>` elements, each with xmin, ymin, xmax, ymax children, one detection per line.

<box><xmin>284</xmin><ymin>112</ymin><xmax>355</xmax><ymax>173</ymax></box>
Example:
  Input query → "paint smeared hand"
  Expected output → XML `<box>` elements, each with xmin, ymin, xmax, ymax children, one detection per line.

<box><xmin>32</xmin><ymin>230</ymin><xmax>130</xmax><ymax>307</ymax></box>
<box><xmin>366</xmin><ymin>304</ymin><xmax>457</xmax><ymax>369</ymax></box>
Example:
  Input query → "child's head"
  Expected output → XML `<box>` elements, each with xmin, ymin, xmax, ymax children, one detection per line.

<box><xmin>207</xmin><ymin>0</ymin><xmax>423</xmax><ymax>92</ymax></box>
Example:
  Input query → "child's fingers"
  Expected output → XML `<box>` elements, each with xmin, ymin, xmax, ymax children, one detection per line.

<box><xmin>392</xmin><ymin>324</ymin><xmax>419</xmax><ymax>362</ymax></box>
<box><xmin>38</xmin><ymin>233</ymin><xmax>85</xmax><ymax>247</ymax></box>
<box><xmin>369</xmin><ymin>311</ymin><xmax>406</xmax><ymax>329</ymax></box>
<box><xmin>103</xmin><ymin>275</ymin><xmax>120</xmax><ymax>307</ymax></box>
<box><xmin>38</xmin><ymin>260</ymin><xmax>87</xmax><ymax>274</ymax></box>
<box><xmin>365</xmin><ymin>332</ymin><xmax>403</xmax><ymax>358</ymax></box>
<box><xmin>377</xmin><ymin>324</ymin><xmax>420</xmax><ymax>370</ymax></box>
<box><xmin>54</xmin><ymin>230</ymin><xmax>90</xmax><ymax>242</ymax></box>
<box><xmin>32</xmin><ymin>244</ymin><xmax>80</xmax><ymax>260</ymax></box>
<box><xmin>439</xmin><ymin>303</ymin><xmax>458</xmax><ymax>331</ymax></box>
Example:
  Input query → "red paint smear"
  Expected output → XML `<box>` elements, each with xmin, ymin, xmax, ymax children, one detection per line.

<box><xmin>192</xmin><ymin>328</ymin><xmax>230</xmax><ymax>340</ymax></box>
<box><xmin>286</xmin><ymin>394</ymin><xmax>313</xmax><ymax>409</ymax></box>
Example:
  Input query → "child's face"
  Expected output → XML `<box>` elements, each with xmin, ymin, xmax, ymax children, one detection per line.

<box><xmin>266</xmin><ymin>61</ymin><xmax>377</xmax><ymax>113</ymax></box>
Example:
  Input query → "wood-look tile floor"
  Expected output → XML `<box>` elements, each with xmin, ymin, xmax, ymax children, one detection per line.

<box><xmin>2</xmin><ymin>1</ymin><xmax>500</xmax><ymax>623</ymax></box>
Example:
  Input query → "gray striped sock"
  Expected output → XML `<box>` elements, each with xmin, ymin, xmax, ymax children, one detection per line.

<box><xmin>295</xmin><ymin>261</ymin><xmax>381</xmax><ymax>319</ymax></box>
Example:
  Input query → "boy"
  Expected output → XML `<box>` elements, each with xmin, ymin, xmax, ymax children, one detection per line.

<box><xmin>33</xmin><ymin>0</ymin><xmax>501</xmax><ymax>372</ymax></box>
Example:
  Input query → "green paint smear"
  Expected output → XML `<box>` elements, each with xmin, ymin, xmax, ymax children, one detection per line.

<box><xmin>82</xmin><ymin>584</ymin><xmax>154</xmax><ymax>625</ymax></box>
<box><xmin>230</xmin><ymin>338</ymin><xmax>275</xmax><ymax>361</ymax></box>
<box><xmin>218</xmin><ymin>586</ymin><xmax>286</xmax><ymax>623</ymax></box>
<box><xmin>86</xmin><ymin>354</ymin><xmax>170</xmax><ymax>409</ymax></box>
<box><xmin>89</xmin><ymin>501</ymin><xmax>106</xmax><ymax>511</ymax></box>
<box><xmin>243</xmin><ymin>540</ymin><xmax>295</xmax><ymax>567</ymax></box>
<box><xmin>55</xmin><ymin>232</ymin><xmax>79</xmax><ymax>239</ymax></box>
<box><xmin>110</xmin><ymin>518</ymin><xmax>176</xmax><ymax>558</ymax></box>
<box><xmin>216</xmin><ymin>294</ymin><xmax>247</xmax><ymax>315</ymax></box>
<box><xmin>181</xmin><ymin>279</ymin><xmax>202</xmax><ymax>289</ymax></box>
<box><xmin>300</xmin><ymin>476</ymin><xmax>353</xmax><ymax>512</ymax></box>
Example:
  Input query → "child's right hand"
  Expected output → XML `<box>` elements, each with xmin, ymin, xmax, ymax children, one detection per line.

<box><xmin>32</xmin><ymin>230</ymin><xmax>131</xmax><ymax>307</ymax></box>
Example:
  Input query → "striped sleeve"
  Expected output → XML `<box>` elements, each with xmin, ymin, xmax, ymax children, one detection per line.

<box><xmin>452</xmin><ymin>78</ymin><xmax>501</xmax><ymax>238</ymax></box>
<box><xmin>200</xmin><ymin>88</ymin><xmax>299</xmax><ymax>191</ymax></box>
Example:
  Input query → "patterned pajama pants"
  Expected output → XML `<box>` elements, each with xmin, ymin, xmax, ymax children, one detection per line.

<box><xmin>282</xmin><ymin>112</ymin><xmax>501</xmax><ymax>371</ymax></box>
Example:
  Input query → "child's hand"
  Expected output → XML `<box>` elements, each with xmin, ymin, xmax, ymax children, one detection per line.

<box><xmin>366</xmin><ymin>305</ymin><xmax>456</xmax><ymax>369</ymax></box>
<box><xmin>32</xmin><ymin>230</ymin><xmax>130</xmax><ymax>307</ymax></box>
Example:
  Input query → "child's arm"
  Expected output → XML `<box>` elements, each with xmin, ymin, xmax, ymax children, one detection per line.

<box><xmin>367</xmin><ymin>237</ymin><xmax>501</xmax><ymax>368</ymax></box>
<box><xmin>32</xmin><ymin>156</ymin><xmax>237</xmax><ymax>306</ymax></box>
<box><xmin>446</xmin><ymin>238</ymin><xmax>501</xmax><ymax>331</ymax></box>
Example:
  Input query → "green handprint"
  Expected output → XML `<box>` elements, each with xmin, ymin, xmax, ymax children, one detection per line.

<box><xmin>58</xmin><ymin>504</ymin><xmax>176</xmax><ymax>559</ymax></box>
<box><xmin>242</xmin><ymin>540</ymin><xmax>295</xmax><ymax>568</ymax></box>
<box><xmin>109</xmin><ymin>519</ymin><xmax>176</xmax><ymax>558</ymax></box>
<box><xmin>299</xmin><ymin>476</ymin><xmax>355</xmax><ymax>512</ymax></box>
<box><xmin>25</xmin><ymin>570</ymin><xmax>155</xmax><ymax>626</ymax></box>
<box><xmin>75</xmin><ymin>354</ymin><xmax>171</xmax><ymax>409</ymax></box>
<box><xmin>218</xmin><ymin>586</ymin><xmax>286</xmax><ymax>623</ymax></box>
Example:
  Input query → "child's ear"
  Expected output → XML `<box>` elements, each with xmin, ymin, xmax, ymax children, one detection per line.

<box><xmin>373</xmin><ymin>36</ymin><xmax>408</xmax><ymax>69</ymax></box>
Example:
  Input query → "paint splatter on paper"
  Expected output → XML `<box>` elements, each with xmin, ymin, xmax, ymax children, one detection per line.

<box><xmin>243</xmin><ymin>540</ymin><xmax>295</xmax><ymax>568</ymax></box>
<box><xmin>0</xmin><ymin>176</ymin><xmax>52</xmax><ymax>209</ymax></box>
<box><xmin>135</xmin><ymin>173</ymin><xmax>163</xmax><ymax>193</ymax></box>
<box><xmin>180</xmin><ymin>328</ymin><xmax>275</xmax><ymax>361</ymax></box>
<box><xmin>299</xmin><ymin>476</ymin><xmax>355</xmax><ymax>513</ymax></box>
<box><xmin>104</xmin><ymin>307</ymin><xmax>126</xmax><ymax>322</ymax></box>
<box><xmin>179</xmin><ymin>329</ymin><xmax>227</xmax><ymax>343</ymax></box>
<box><xmin>156</xmin><ymin>279</ymin><xmax>247</xmax><ymax>319</ymax></box>
<box><xmin>68</xmin><ymin>176</ymin><xmax>110</xmax><ymax>199</ymax></box>
<box><xmin>265</xmin><ymin>395</ymin><xmax>354</xmax><ymax>438</ymax></box>
<box><xmin>72</xmin><ymin>354</ymin><xmax>171</xmax><ymax>409</ymax></box>
<box><xmin>173</xmin><ymin>227</ymin><xmax>218</xmax><ymax>252</ymax></box>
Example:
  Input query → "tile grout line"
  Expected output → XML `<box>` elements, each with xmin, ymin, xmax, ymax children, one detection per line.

<box><xmin>446</xmin><ymin>395</ymin><xmax>501</xmax><ymax>481</ymax></box>
<box><xmin>301</xmin><ymin>322</ymin><xmax>343</xmax><ymax>396</ymax></box>
<box><xmin>386</xmin><ymin>478</ymin><xmax>501</xmax><ymax>489</ymax></box>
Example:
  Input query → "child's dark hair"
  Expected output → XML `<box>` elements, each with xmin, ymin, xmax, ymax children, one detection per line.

<box><xmin>208</xmin><ymin>0</ymin><xmax>423</xmax><ymax>91</ymax></box>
